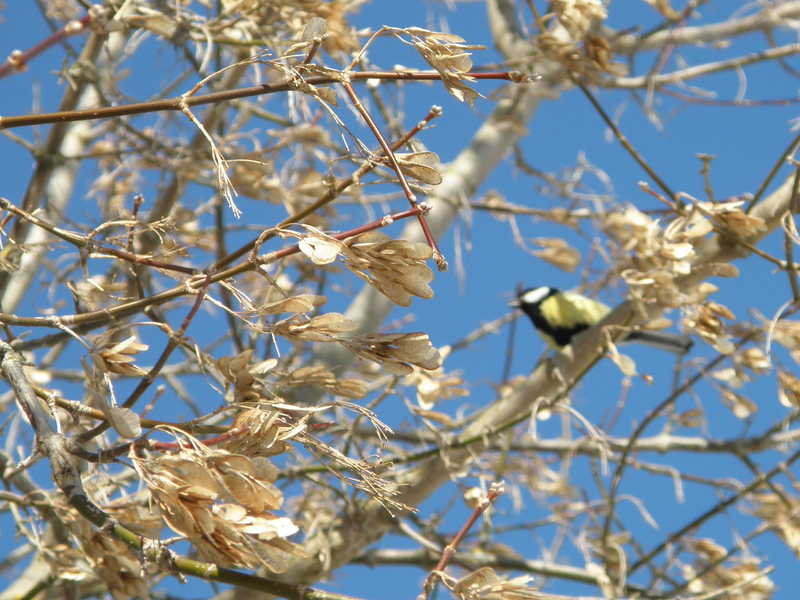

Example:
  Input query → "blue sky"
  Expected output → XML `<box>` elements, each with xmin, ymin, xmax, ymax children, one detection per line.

<box><xmin>2</xmin><ymin>2</ymin><xmax>800</xmax><ymax>599</ymax></box>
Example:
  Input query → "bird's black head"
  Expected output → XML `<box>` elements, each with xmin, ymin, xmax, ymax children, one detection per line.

<box><xmin>515</xmin><ymin>286</ymin><xmax>588</xmax><ymax>347</ymax></box>
<box><xmin>514</xmin><ymin>286</ymin><xmax>564</xmax><ymax>343</ymax></box>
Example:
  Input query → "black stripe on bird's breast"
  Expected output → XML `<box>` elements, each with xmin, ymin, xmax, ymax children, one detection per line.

<box><xmin>521</xmin><ymin>305</ymin><xmax>590</xmax><ymax>347</ymax></box>
<box><xmin>546</xmin><ymin>323</ymin><xmax>590</xmax><ymax>347</ymax></box>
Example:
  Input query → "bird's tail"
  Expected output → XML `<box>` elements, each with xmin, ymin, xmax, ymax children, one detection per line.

<box><xmin>625</xmin><ymin>330</ymin><xmax>694</xmax><ymax>354</ymax></box>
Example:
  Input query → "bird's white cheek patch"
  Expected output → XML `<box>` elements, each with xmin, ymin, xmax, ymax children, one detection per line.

<box><xmin>520</xmin><ymin>287</ymin><xmax>551</xmax><ymax>304</ymax></box>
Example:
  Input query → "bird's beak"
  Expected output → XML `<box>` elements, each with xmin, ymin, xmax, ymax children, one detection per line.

<box><xmin>508</xmin><ymin>298</ymin><xmax>520</xmax><ymax>308</ymax></box>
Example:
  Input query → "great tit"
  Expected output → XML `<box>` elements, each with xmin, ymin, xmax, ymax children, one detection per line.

<box><xmin>514</xmin><ymin>286</ymin><xmax>693</xmax><ymax>354</ymax></box>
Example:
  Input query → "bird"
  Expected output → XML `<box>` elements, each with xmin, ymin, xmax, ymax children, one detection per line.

<box><xmin>513</xmin><ymin>286</ymin><xmax>693</xmax><ymax>354</ymax></box>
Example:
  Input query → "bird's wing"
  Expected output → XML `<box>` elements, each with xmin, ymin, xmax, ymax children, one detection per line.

<box><xmin>549</xmin><ymin>292</ymin><xmax>611</xmax><ymax>329</ymax></box>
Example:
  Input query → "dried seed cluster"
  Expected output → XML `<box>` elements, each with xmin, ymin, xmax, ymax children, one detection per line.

<box><xmin>345</xmin><ymin>332</ymin><xmax>442</xmax><ymax>376</ymax></box>
<box><xmin>447</xmin><ymin>566</ymin><xmax>543</xmax><ymax>600</ymax></box>
<box><xmin>95</xmin><ymin>335</ymin><xmax>149</xmax><ymax>377</ymax></box>
<box><xmin>266</xmin><ymin>305</ymin><xmax>441</xmax><ymax>374</ymax></box>
<box><xmin>295</xmin><ymin>229</ymin><xmax>435</xmax><ymax>307</ymax></box>
<box><xmin>404</xmin><ymin>346</ymin><xmax>468</xmax><ymax>409</ymax></box>
<box><xmin>683</xmin><ymin>538</ymin><xmax>774</xmax><ymax>600</ymax></box>
<box><xmin>134</xmin><ymin>445</ymin><xmax>304</xmax><ymax>571</ymax></box>
<box><xmin>49</xmin><ymin>503</ymin><xmax>150</xmax><ymax>599</ymax></box>
<box><xmin>343</xmin><ymin>231</ymin><xmax>435</xmax><ymax>307</ymax></box>
<box><xmin>537</xmin><ymin>0</ymin><xmax>626</xmax><ymax>79</ymax></box>
<box><xmin>282</xmin><ymin>364</ymin><xmax>368</xmax><ymax>399</ymax></box>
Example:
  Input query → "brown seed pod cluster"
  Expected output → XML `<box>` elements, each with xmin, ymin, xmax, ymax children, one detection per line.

<box><xmin>133</xmin><ymin>444</ymin><xmax>304</xmax><ymax>571</ymax></box>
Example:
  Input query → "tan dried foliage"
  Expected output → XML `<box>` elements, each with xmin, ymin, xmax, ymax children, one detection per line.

<box><xmin>123</xmin><ymin>7</ymin><xmax>179</xmax><ymax>38</ymax></box>
<box><xmin>95</xmin><ymin>335</ymin><xmax>149</xmax><ymax>377</ymax></box>
<box><xmin>229</xmin><ymin>152</ymin><xmax>275</xmax><ymax>200</ymax></box>
<box><xmin>683</xmin><ymin>302</ymin><xmax>736</xmax><ymax>354</ymax></box>
<box><xmin>281</xmin><ymin>62</ymin><xmax>339</xmax><ymax>104</ymax></box>
<box><xmin>753</xmin><ymin>490</ymin><xmax>800</xmax><ymax>560</ymax></box>
<box><xmin>683</xmin><ymin>538</ymin><xmax>774</xmax><ymax>600</ymax></box>
<box><xmin>537</xmin><ymin>0</ymin><xmax>625</xmax><ymax>78</ymax></box>
<box><xmin>770</xmin><ymin>319</ymin><xmax>800</xmax><ymax>364</ymax></box>
<box><xmin>68</xmin><ymin>276</ymin><xmax>129</xmax><ymax>311</ymax></box>
<box><xmin>719</xmin><ymin>387</ymin><xmax>757</xmax><ymax>419</ymax></box>
<box><xmin>133</xmin><ymin>443</ymin><xmax>304</xmax><ymax>571</ymax></box>
<box><xmin>298</xmin><ymin>432</ymin><xmax>413</xmax><ymax>514</ymax></box>
<box><xmin>519</xmin><ymin>455</ymin><xmax>576</xmax><ymax>500</ymax></box>
<box><xmin>712</xmin><ymin>366</ymin><xmax>749</xmax><ymax>389</ymax></box>
<box><xmin>273</xmin><ymin>311</ymin><xmax>358</xmax><ymax>341</ymax></box>
<box><xmin>224</xmin><ymin>407</ymin><xmax>297</xmax><ymax>457</ymax></box>
<box><xmin>552</xmin><ymin>0</ymin><xmax>607</xmax><ymax>39</ymax></box>
<box><xmin>347</xmin><ymin>331</ymin><xmax>442</xmax><ymax>375</ymax></box>
<box><xmin>217</xmin><ymin>349</ymin><xmax>276</xmax><ymax>403</ymax></box>
<box><xmin>740</xmin><ymin>347</ymin><xmax>771</xmax><ymax>374</ymax></box>
<box><xmin>292</xmin><ymin>228</ymin><xmax>436</xmax><ymax>306</ymax></box>
<box><xmin>698</xmin><ymin>201</ymin><xmax>766</xmax><ymax>238</ymax></box>
<box><xmin>603</xmin><ymin>200</ymin><xmax>753</xmax><ymax>338</ymax></box>
<box><xmin>386</xmin><ymin>151</ymin><xmax>443</xmax><ymax>185</ymax></box>
<box><xmin>396</xmin><ymin>27</ymin><xmax>483</xmax><ymax>103</ymax></box>
<box><xmin>219</xmin><ymin>0</ymin><xmax>361</xmax><ymax>54</ymax></box>
<box><xmin>258</xmin><ymin>293</ymin><xmax>327</xmax><ymax>315</ymax></box>
<box><xmin>44</xmin><ymin>0</ymin><xmax>80</xmax><ymax>20</ymax></box>
<box><xmin>344</xmin><ymin>231</ymin><xmax>435</xmax><ymax>306</ymax></box>
<box><xmin>282</xmin><ymin>364</ymin><xmax>368</xmax><ymax>399</ymax></box>
<box><xmin>448</xmin><ymin>566</ymin><xmax>544</xmax><ymax>600</ymax></box>
<box><xmin>607</xmin><ymin>205</ymin><xmax>707</xmax><ymax>310</ymax></box>
<box><xmin>299</xmin><ymin>233</ymin><xmax>343</xmax><ymax>265</ymax></box>
<box><xmin>104</xmin><ymin>494</ymin><xmax>165</xmax><ymax>538</ymax></box>
<box><xmin>0</xmin><ymin>241</ymin><xmax>23</xmax><ymax>272</ymax></box>
<box><xmin>360</xmin><ymin>26</ymin><xmax>481</xmax><ymax>102</ymax></box>
<box><xmin>778</xmin><ymin>369</ymin><xmax>800</xmax><ymax>408</ymax></box>
<box><xmin>531</xmin><ymin>237</ymin><xmax>581</xmax><ymax>272</ymax></box>
<box><xmin>674</xmin><ymin>407</ymin><xmax>704</xmax><ymax>428</ymax></box>
<box><xmin>404</xmin><ymin>346</ymin><xmax>468</xmax><ymax>408</ymax></box>
<box><xmin>51</xmin><ymin>503</ymin><xmax>149</xmax><ymax>600</ymax></box>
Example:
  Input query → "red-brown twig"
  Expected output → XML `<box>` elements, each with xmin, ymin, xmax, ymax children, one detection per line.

<box><xmin>77</xmin><ymin>276</ymin><xmax>212</xmax><ymax>444</ymax></box>
<box><xmin>0</xmin><ymin>14</ymin><xmax>92</xmax><ymax>79</ymax></box>
<box><xmin>212</xmin><ymin>105</ymin><xmax>443</xmax><ymax>271</ymax></box>
<box><xmin>6</xmin><ymin>204</ymin><xmax>431</xmax><ymax>348</ymax></box>
<box><xmin>0</xmin><ymin>197</ymin><xmax>197</xmax><ymax>275</ymax></box>
<box><xmin>421</xmin><ymin>482</ymin><xmax>504</xmax><ymax>599</ymax></box>
<box><xmin>341</xmin><ymin>80</ymin><xmax>446</xmax><ymax>270</ymax></box>
<box><xmin>0</xmin><ymin>71</ymin><xmax>515</xmax><ymax>130</ymax></box>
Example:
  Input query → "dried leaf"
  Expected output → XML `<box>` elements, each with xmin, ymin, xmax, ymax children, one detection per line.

<box><xmin>273</xmin><ymin>312</ymin><xmax>357</xmax><ymax>341</ymax></box>
<box><xmin>107</xmin><ymin>406</ymin><xmax>141</xmax><ymax>439</ymax></box>
<box><xmin>720</xmin><ymin>388</ymin><xmax>757</xmax><ymax>419</ymax></box>
<box><xmin>409</xmin><ymin>407</ymin><xmax>457</xmax><ymax>427</ymax></box>
<box><xmin>450</xmin><ymin>567</ymin><xmax>542</xmax><ymax>600</ymax></box>
<box><xmin>553</xmin><ymin>0</ymin><xmax>607</xmax><ymax>38</ymax></box>
<box><xmin>392</xmin><ymin>151</ymin><xmax>443</xmax><ymax>185</ymax></box>
<box><xmin>532</xmin><ymin>237</ymin><xmax>581</xmax><ymax>272</ymax></box>
<box><xmin>259</xmin><ymin>294</ymin><xmax>327</xmax><ymax>314</ymax></box>
<box><xmin>740</xmin><ymin>348</ymin><xmax>771</xmax><ymax>373</ymax></box>
<box><xmin>96</xmin><ymin>335</ymin><xmax>149</xmax><ymax>377</ymax></box>
<box><xmin>350</xmin><ymin>332</ymin><xmax>442</xmax><ymax>374</ymax></box>
<box><xmin>299</xmin><ymin>236</ymin><xmax>342</xmax><ymax>265</ymax></box>
<box><xmin>133</xmin><ymin>444</ymin><xmax>304</xmax><ymax>571</ymax></box>
<box><xmin>343</xmin><ymin>232</ymin><xmax>435</xmax><ymax>306</ymax></box>
<box><xmin>778</xmin><ymin>370</ymin><xmax>800</xmax><ymax>408</ymax></box>
<box><xmin>385</xmin><ymin>26</ymin><xmax>483</xmax><ymax>103</ymax></box>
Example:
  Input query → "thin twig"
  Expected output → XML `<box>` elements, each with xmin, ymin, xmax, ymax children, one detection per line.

<box><xmin>341</xmin><ymin>80</ymin><xmax>447</xmax><ymax>270</ymax></box>
<box><xmin>0</xmin><ymin>71</ymin><xmax>514</xmax><ymax>131</ymax></box>
<box><xmin>576</xmin><ymin>81</ymin><xmax>677</xmax><ymax>203</ymax></box>
<box><xmin>421</xmin><ymin>483</ymin><xmax>504</xmax><ymax>600</ymax></box>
